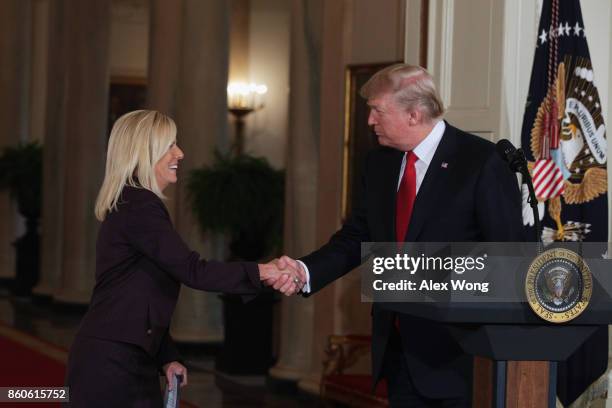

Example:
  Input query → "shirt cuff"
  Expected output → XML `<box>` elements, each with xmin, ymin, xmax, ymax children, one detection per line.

<box><xmin>297</xmin><ymin>260</ymin><xmax>311</xmax><ymax>293</ymax></box>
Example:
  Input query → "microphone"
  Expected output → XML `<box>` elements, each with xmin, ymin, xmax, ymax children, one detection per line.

<box><xmin>495</xmin><ymin>139</ymin><xmax>542</xmax><ymax>245</ymax></box>
<box><xmin>496</xmin><ymin>139</ymin><xmax>528</xmax><ymax>175</ymax></box>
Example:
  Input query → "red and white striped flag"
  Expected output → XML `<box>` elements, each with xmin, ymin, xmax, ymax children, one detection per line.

<box><xmin>532</xmin><ymin>158</ymin><xmax>564</xmax><ymax>200</ymax></box>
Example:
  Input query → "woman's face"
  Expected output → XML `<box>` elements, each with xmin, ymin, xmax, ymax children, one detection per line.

<box><xmin>155</xmin><ymin>142</ymin><xmax>184</xmax><ymax>191</ymax></box>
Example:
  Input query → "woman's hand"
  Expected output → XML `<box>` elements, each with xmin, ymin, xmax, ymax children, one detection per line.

<box><xmin>258</xmin><ymin>259</ymin><xmax>304</xmax><ymax>295</ymax></box>
<box><xmin>163</xmin><ymin>361</ymin><xmax>188</xmax><ymax>390</ymax></box>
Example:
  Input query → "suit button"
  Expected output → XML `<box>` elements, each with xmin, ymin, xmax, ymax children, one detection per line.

<box><xmin>146</xmin><ymin>329</ymin><xmax>152</xmax><ymax>335</ymax></box>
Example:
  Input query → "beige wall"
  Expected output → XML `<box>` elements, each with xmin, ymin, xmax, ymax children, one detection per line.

<box><xmin>109</xmin><ymin>0</ymin><xmax>148</xmax><ymax>78</ymax></box>
<box><xmin>348</xmin><ymin>0</ymin><xmax>405</xmax><ymax>65</ymax></box>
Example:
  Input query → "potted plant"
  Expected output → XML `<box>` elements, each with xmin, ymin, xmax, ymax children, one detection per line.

<box><xmin>0</xmin><ymin>142</ymin><xmax>42</xmax><ymax>296</ymax></box>
<box><xmin>188</xmin><ymin>150</ymin><xmax>284</xmax><ymax>261</ymax></box>
<box><xmin>188</xmin><ymin>150</ymin><xmax>284</xmax><ymax>374</ymax></box>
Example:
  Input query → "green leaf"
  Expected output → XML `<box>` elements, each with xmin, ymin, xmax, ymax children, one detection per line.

<box><xmin>187</xmin><ymin>150</ymin><xmax>285</xmax><ymax>260</ymax></box>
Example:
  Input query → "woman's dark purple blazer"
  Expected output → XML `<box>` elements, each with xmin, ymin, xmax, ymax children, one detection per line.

<box><xmin>76</xmin><ymin>185</ymin><xmax>261</xmax><ymax>367</ymax></box>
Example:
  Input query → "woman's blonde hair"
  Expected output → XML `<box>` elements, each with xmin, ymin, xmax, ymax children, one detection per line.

<box><xmin>94</xmin><ymin>110</ymin><xmax>177</xmax><ymax>221</ymax></box>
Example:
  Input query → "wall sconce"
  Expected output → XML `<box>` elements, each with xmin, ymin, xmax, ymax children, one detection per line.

<box><xmin>227</xmin><ymin>82</ymin><xmax>268</xmax><ymax>156</ymax></box>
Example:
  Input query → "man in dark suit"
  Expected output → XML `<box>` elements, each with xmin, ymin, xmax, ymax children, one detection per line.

<box><xmin>273</xmin><ymin>64</ymin><xmax>524</xmax><ymax>407</ymax></box>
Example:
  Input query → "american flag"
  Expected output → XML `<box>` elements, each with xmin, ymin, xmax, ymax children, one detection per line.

<box><xmin>532</xmin><ymin>158</ymin><xmax>564</xmax><ymax>200</ymax></box>
<box><xmin>520</xmin><ymin>0</ymin><xmax>608</xmax><ymax>404</ymax></box>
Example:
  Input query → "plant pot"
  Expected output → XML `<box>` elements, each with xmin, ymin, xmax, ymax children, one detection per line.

<box><xmin>12</xmin><ymin>217</ymin><xmax>40</xmax><ymax>296</ymax></box>
<box><xmin>215</xmin><ymin>292</ymin><xmax>277</xmax><ymax>375</ymax></box>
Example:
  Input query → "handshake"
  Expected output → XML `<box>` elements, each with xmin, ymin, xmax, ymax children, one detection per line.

<box><xmin>258</xmin><ymin>256</ymin><xmax>306</xmax><ymax>296</ymax></box>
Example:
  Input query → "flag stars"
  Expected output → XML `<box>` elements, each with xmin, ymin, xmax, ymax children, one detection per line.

<box><xmin>564</xmin><ymin>22</ymin><xmax>571</xmax><ymax>36</ymax></box>
<box><xmin>588</xmin><ymin>95</ymin><xmax>593</xmax><ymax>102</ymax></box>
<box><xmin>539</xmin><ymin>29</ymin><xmax>548</xmax><ymax>44</ymax></box>
<box><xmin>580</xmin><ymin>90</ymin><xmax>586</xmax><ymax>97</ymax></box>
<box><xmin>595</xmin><ymin>102</ymin><xmax>600</xmax><ymax>109</ymax></box>
<box><xmin>575</xmin><ymin>87</ymin><xmax>579</xmax><ymax>93</ymax></box>
<box><xmin>585</xmin><ymin>149</ymin><xmax>590</xmax><ymax>155</ymax></box>
<box><xmin>589</xmin><ymin>157</ymin><xmax>595</xmax><ymax>164</ymax></box>
<box><xmin>573</xmin><ymin>22</ymin><xmax>583</xmax><ymax>36</ymax></box>
<box><xmin>557</xmin><ymin>23</ymin><xmax>564</xmax><ymax>37</ymax></box>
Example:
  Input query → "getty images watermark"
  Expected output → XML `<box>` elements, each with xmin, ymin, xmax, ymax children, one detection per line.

<box><xmin>359</xmin><ymin>242</ymin><xmax>612</xmax><ymax>304</ymax></box>
<box><xmin>372</xmin><ymin>253</ymin><xmax>490</xmax><ymax>293</ymax></box>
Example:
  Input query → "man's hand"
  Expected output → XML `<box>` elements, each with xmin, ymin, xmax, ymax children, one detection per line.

<box><xmin>258</xmin><ymin>257</ymin><xmax>305</xmax><ymax>296</ymax></box>
<box><xmin>276</xmin><ymin>255</ymin><xmax>306</xmax><ymax>287</ymax></box>
<box><xmin>163</xmin><ymin>361</ymin><xmax>188</xmax><ymax>390</ymax></box>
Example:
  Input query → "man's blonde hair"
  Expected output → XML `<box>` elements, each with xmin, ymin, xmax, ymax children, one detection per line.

<box><xmin>360</xmin><ymin>63</ymin><xmax>445</xmax><ymax>121</ymax></box>
<box><xmin>94</xmin><ymin>110</ymin><xmax>177</xmax><ymax>221</ymax></box>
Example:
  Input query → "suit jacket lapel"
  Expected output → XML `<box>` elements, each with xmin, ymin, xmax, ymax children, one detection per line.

<box><xmin>405</xmin><ymin>123</ymin><xmax>458</xmax><ymax>241</ymax></box>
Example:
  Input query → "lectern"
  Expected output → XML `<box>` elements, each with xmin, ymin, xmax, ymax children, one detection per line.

<box><xmin>381</xmin><ymin>301</ymin><xmax>611</xmax><ymax>408</ymax></box>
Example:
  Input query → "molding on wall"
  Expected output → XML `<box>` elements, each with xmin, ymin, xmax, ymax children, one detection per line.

<box><xmin>111</xmin><ymin>0</ymin><xmax>148</xmax><ymax>24</ymax></box>
<box><xmin>501</xmin><ymin>0</ymin><xmax>525</xmax><ymax>146</ymax></box>
<box><xmin>426</xmin><ymin>0</ymin><xmax>437</xmax><ymax>74</ymax></box>
<box><xmin>438</xmin><ymin>0</ymin><xmax>454</xmax><ymax>106</ymax></box>
<box><xmin>110</xmin><ymin>68</ymin><xmax>147</xmax><ymax>81</ymax></box>
<box><xmin>608</xmin><ymin>2</ymin><xmax>612</xmax><ymax>243</ymax></box>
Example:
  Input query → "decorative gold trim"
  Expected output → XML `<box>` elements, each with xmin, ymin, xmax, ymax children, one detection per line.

<box><xmin>342</xmin><ymin>67</ymin><xmax>352</xmax><ymax>219</ymax></box>
<box><xmin>341</xmin><ymin>63</ymin><xmax>401</xmax><ymax>220</ymax></box>
<box><xmin>110</xmin><ymin>74</ymin><xmax>147</xmax><ymax>86</ymax></box>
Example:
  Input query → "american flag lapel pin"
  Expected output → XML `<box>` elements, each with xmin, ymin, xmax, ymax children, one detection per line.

<box><xmin>441</xmin><ymin>162</ymin><xmax>448</xmax><ymax>169</ymax></box>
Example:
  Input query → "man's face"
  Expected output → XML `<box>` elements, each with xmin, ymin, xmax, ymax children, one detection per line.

<box><xmin>367</xmin><ymin>93</ymin><xmax>413</xmax><ymax>151</ymax></box>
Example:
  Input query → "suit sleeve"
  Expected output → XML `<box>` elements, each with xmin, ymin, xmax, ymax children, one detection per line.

<box><xmin>126</xmin><ymin>198</ymin><xmax>262</xmax><ymax>295</ymax></box>
<box><xmin>475</xmin><ymin>150</ymin><xmax>525</xmax><ymax>241</ymax></box>
<box><xmin>300</xmin><ymin>155</ymin><xmax>372</xmax><ymax>294</ymax></box>
<box><xmin>156</xmin><ymin>331</ymin><xmax>182</xmax><ymax>369</ymax></box>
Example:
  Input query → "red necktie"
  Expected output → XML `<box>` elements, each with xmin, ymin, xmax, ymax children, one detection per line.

<box><xmin>395</xmin><ymin>152</ymin><xmax>418</xmax><ymax>242</ymax></box>
<box><xmin>394</xmin><ymin>152</ymin><xmax>418</xmax><ymax>332</ymax></box>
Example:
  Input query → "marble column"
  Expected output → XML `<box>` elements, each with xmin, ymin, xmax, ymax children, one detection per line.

<box><xmin>146</xmin><ymin>0</ymin><xmax>183</xmax><ymax>220</ymax></box>
<box><xmin>148</xmin><ymin>0</ymin><xmax>230</xmax><ymax>343</ymax></box>
<box><xmin>53</xmin><ymin>0</ymin><xmax>110</xmax><ymax>304</ymax></box>
<box><xmin>29</xmin><ymin>0</ymin><xmax>50</xmax><ymax>143</ymax></box>
<box><xmin>297</xmin><ymin>0</ymin><xmax>350</xmax><ymax>394</ymax></box>
<box><xmin>146</xmin><ymin>0</ymin><xmax>182</xmax><ymax>118</ymax></box>
<box><xmin>34</xmin><ymin>0</ymin><xmax>66</xmax><ymax>298</ymax></box>
<box><xmin>0</xmin><ymin>0</ymin><xmax>31</xmax><ymax>281</ymax></box>
<box><xmin>268</xmin><ymin>0</ymin><xmax>323</xmax><ymax>386</ymax></box>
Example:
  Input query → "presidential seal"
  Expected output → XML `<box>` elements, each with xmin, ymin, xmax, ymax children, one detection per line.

<box><xmin>525</xmin><ymin>248</ymin><xmax>592</xmax><ymax>323</ymax></box>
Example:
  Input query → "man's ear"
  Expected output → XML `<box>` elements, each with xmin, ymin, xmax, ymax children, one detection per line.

<box><xmin>406</xmin><ymin>109</ymin><xmax>421</xmax><ymax>126</ymax></box>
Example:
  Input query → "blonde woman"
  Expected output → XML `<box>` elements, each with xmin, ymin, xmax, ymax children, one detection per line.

<box><xmin>64</xmin><ymin>110</ymin><xmax>302</xmax><ymax>407</ymax></box>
